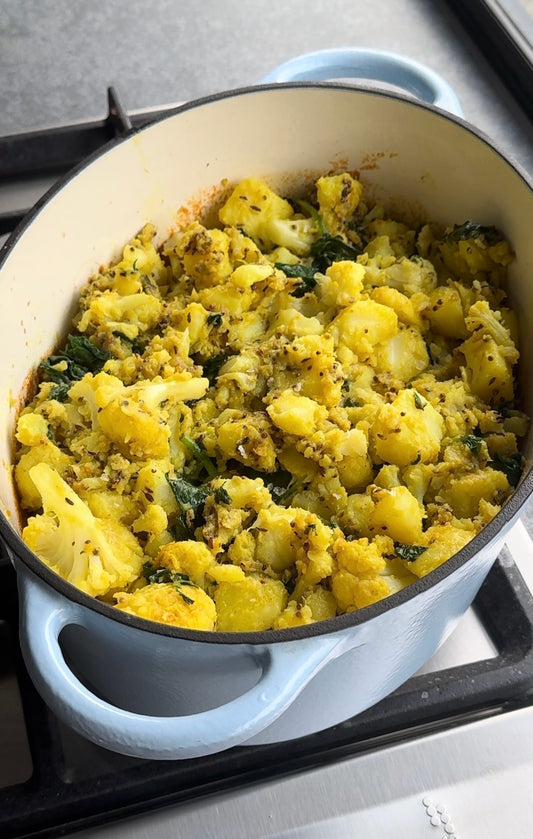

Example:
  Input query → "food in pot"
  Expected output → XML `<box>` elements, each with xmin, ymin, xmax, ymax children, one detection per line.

<box><xmin>14</xmin><ymin>172</ymin><xmax>527</xmax><ymax>631</ymax></box>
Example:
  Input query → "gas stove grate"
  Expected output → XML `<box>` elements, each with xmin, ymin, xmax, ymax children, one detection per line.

<box><xmin>1</xmin><ymin>549</ymin><xmax>533</xmax><ymax>839</ymax></box>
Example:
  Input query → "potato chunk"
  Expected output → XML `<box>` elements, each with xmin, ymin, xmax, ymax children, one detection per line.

<box><xmin>214</xmin><ymin>575</ymin><xmax>288</xmax><ymax>632</ymax></box>
<box><xmin>370</xmin><ymin>388</ymin><xmax>444</xmax><ymax>466</ymax></box>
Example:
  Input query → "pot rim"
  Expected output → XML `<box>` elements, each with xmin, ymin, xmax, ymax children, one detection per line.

<box><xmin>1</xmin><ymin>80</ymin><xmax>532</xmax><ymax>645</ymax></box>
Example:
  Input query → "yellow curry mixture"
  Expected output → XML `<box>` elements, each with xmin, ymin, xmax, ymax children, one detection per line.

<box><xmin>14</xmin><ymin>173</ymin><xmax>527</xmax><ymax>631</ymax></box>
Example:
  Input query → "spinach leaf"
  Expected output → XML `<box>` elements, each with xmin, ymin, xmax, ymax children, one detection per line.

<box><xmin>458</xmin><ymin>434</ymin><xmax>484</xmax><ymax>457</ymax></box>
<box><xmin>207</xmin><ymin>312</ymin><xmax>224</xmax><ymax>328</ymax></box>
<box><xmin>491</xmin><ymin>452</ymin><xmax>523</xmax><ymax>487</ymax></box>
<box><xmin>181</xmin><ymin>434</ymin><xmax>218</xmax><ymax>478</ymax></box>
<box><xmin>270</xmin><ymin>477</ymin><xmax>303</xmax><ymax>505</ymax></box>
<box><xmin>395</xmin><ymin>544</ymin><xmax>427</xmax><ymax>562</ymax></box>
<box><xmin>276</xmin><ymin>203</ymin><xmax>361</xmax><ymax>297</ymax></box>
<box><xmin>112</xmin><ymin>330</ymin><xmax>145</xmax><ymax>355</ymax></box>
<box><xmin>309</xmin><ymin>232</ymin><xmax>361</xmax><ymax>273</ymax></box>
<box><xmin>442</xmin><ymin>221</ymin><xmax>502</xmax><ymax>246</ymax></box>
<box><xmin>166</xmin><ymin>475</ymin><xmax>211</xmax><ymax>539</ymax></box>
<box><xmin>39</xmin><ymin>334</ymin><xmax>111</xmax><ymax>401</ymax></box>
<box><xmin>142</xmin><ymin>561</ymin><xmax>199</xmax><ymax>605</ymax></box>
<box><xmin>202</xmin><ymin>352</ymin><xmax>233</xmax><ymax>385</ymax></box>
<box><xmin>166</xmin><ymin>473</ymin><xmax>231</xmax><ymax>540</ymax></box>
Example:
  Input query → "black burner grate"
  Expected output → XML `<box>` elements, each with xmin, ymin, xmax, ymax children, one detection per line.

<box><xmin>1</xmin><ymin>552</ymin><xmax>533</xmax><ymax>839</ymax></box>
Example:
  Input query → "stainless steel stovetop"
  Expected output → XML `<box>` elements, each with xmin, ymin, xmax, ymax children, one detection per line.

<box><xmin>1</xmin><ymin>2</ymin><xmax>533</xmax><ymax>836</ymax></box>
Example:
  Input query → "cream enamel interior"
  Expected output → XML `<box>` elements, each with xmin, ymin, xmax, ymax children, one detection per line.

<box><xmin>1</xmin><ymin>84</ymin><xmax>533</xmax><ymax>535</ymax></box>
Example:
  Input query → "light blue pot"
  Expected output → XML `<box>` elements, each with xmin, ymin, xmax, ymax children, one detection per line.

<box><xmin>1</xmin><ymin>49</ymin><xmax>532</xmax><ymax>760</ymax></box>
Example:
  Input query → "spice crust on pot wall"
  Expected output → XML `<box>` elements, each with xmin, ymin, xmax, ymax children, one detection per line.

<box><xmin>0</xmin><ymin>84</ymin><xmax>532</xmax><ymax>759</ymax></box>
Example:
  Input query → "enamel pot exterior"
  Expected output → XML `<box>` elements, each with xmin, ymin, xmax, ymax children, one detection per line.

<box><xmin>1</xmin><ymin>83</ymin><xmax>533</xmax><ymax>760</ymax></box>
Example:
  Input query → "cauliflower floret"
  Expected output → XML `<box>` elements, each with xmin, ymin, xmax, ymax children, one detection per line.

<box><xmin>15</xmin><ymin>440</ymin><xmax>74</xmax><ymax>511</ymax></box>
<box><xmin>364</xmin><ymin>255</ymin><xmax>438</xmax><ymax>297</ymax></box>
<box><xmin>157</xmin><ymin>539</ymin><xmax>245</xmax><ymax>586</ymax></box>
<box><xmin>219</xmin><ymin>178</ymin><xmax>318</xmax><ymax>255</ymax></box>
<box><xmin>461</xmin><ymin>300</ymin><xmax>519</xmax><ymax>404</ymax></box>
<box><xmin>94</xmin><ymin>372</ymin><xmax>209</xmax><ymax>460</ymax></box>
<box><xmin>316</xmin><ymin>173</ymin><xmax>363</xmax><ymax>236</ymax></box>
<box><xmin>77</xmin><ymin>290</ymin><xmax>163</xmax><ymax>337</ymax></box>
<box><xmin>331</xmin><ymin>536</ymin><xmax>391</xmax><ymax>611</ymax></box>
<box><xmin>176</xmin><ymin>221</ymin><xmax>233</xmax><ymax>288</ymax></box>
<box><xmin>15</xmin><ymin>411</ymin><xmax>50</xmax><ymax>447</ymax></box>
<box><xmin>317</xmin><ymin>260</ymin><xmax>365</xmax><ymax>309</ymax></box>
<box><xmin>90</xmin><ymin>223</ymin><xmax>170</xmax><ymax>297</ymax></box>
<box><xmin>22</xmin><ymin>463</ymin><xmax>143</xmax><ymax>597</ymax></box>
<box><xmin>115</xmin><ymin>582</ymin><xmax>216</xmax><ymax>630</ymax></box>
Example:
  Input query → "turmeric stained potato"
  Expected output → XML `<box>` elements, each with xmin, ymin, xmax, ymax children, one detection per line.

<box><xmin>14</xmin><ymin>173</ymin><xmax>527</xmax><ymax>631</ymax></box>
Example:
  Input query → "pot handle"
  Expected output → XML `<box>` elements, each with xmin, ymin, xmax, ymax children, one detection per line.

<box><xmin>259</xmin><ymin>47</ymin><xmax>463</xmax><ymax>117</ymax></box>
<box><xmin>18</xmin><ymin>571</ymin><xmax>345</xmax><ymax>760</ymax></box>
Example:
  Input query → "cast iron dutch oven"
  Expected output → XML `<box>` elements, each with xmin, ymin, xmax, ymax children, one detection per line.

<box><xmin>0</xmin><ymin>50</ymin><xmax>532</xmax><ymax>759</ymax></box>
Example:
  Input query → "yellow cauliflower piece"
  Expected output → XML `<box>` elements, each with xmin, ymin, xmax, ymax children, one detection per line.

<box><xmin>176</xmin><ymin>221</ymin><xmax>232</xmax><ymax>288</ymax></box>
<box><xmin>115</xmin><ymin>582</ymin><xmax>216</xmax><ymax>630</ymax></box>
<box><xmin>94</xmin><ymin>223</ymin><xmax>169</xmax><ymax>296</ymax></box>
<box><xmin>77</xmin><ymin>290</ymin><xmax>163</xmax><ymax>337</ymax></box>
<box><xmin>84</xmin><ymin>489</ymin><xmax>139</xmax><ymax>524</ymax></box>
<box><xmin>331</xmin><ymin>537</ymin><xmax>391</xmax><ymax>611</ymax></box>
<box><xmin>461</xmin><ymin>300</ymin><xmax>518</xmax><ymax>404</ymax></box>
<box><xmin>15</xmin><ymin>411</ymin><xmax>50</xmax><ymax>447</ymax></box>
<box><xmin>170</xmin><ymin>302</ymin><xmax>212</xmax><ymax>354</ymax></box>
<box><xmin>317</xmin><ymin>260</ymin><xmax>365</xmax><ymax>309</ymax></box>
<box><xmin>267</xmin><ymin>390</ymin><xmax>327</xmax><ymax>437</ymax></box>
<box><xmin>15</xmin><ymin>440</ymin><xmax>74</xmax><ymax>511</ymax></box>
<box><xmin>316</xmin><ymin>173</ymin><xmax>363</xmax><ymax>236</ymax></box>
<box><xmin>95</xmin><ymin>373</ymin><xmax>208</xmax><ymax>460</ymax></box>
<box><xmin>219</xmin><ymin>178</ymin><xmax>317</xmax><ymax>255</ymax></box>
<box><xmin>214</xmin><ymin>574</ymin><xmax>288</xmax><ymax>632</ymax></box>
<box><xmin>370</xmin><ymin>388</ymin><xmax>444</xmax><ymax>466</ymax></box>
<box><xmin>215</xmin><ymin>411</ymin><xmax>277</xmax><ymax>471</ymax></box>
<box><xmin>23</xmin><ymin>463</ymin><xmax>143</xmax><ymax>597</ymax></box>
